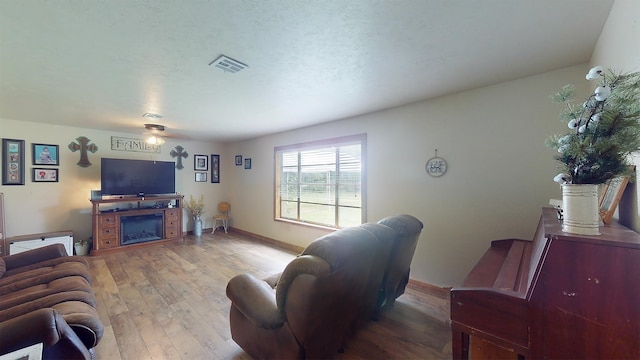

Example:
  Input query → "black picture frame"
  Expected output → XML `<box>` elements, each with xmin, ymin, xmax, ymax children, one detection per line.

<box><xmin>195</xmin><ymin>172</ymin><xmax>207</xmax><ymax>182</ymax></box>
<box><xmin>32</xmin><ymin>143</ymin><xmax>60</xmax><ymax>165</ymax></box>
<box><xmin>33</xmin><ymin>168</ymin><xmax>59</xmax><ymax>182</ymax></box>
<box><xmin>244</xmin><ymin>158</ymin><xmax>252</xmax><ymax>169</ymax></box>
<box><xmin>2</xmin><ymin>138</ymin><xmax>25</xmax><ymax>185</ymax></box>
<box><xmin>211</xmin><ymin>154</ymin><xmax>220</xmax><ymax>183</ymax></box>
<box><xmin>235</xmin><ymin>155</ymin><xmax>243</xmax><ymax>166</ymax></box>
<box><xmin>194</xmin><ymin>154</ymin><xmax>208</xmax><ymax>171</ymax></box>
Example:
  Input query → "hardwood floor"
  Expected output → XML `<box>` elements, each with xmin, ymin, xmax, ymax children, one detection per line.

<box><xmin>87</xmin><ymin>231</ymin><xmax>452</xmax><ymax>360</ymax></box>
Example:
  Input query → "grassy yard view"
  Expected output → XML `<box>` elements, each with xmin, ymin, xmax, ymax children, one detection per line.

<box><xmin>280</xmin><ymin>184</ymin><xmax>362</xmax><ymax>228</ymax></box>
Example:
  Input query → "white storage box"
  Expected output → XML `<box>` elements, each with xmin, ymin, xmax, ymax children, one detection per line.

<box><xmin>6</xmin><ymin>230</ymin><xmax>74</xmax><ymax>256</ymax></box>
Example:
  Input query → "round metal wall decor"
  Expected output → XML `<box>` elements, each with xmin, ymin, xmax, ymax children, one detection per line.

<box><xmin>426</xmin><ymin>156</ymin><xmax>447</xmax><ymax>177</ymax></box>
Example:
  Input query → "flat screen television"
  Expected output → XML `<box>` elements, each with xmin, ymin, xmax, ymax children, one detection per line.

<box><xmin>101</xmin><ymin>158</ymin><xmax>176</xmax><ymax>196</ymax></box>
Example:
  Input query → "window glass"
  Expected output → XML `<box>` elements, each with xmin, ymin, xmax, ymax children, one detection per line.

<box><xmin>275</xmin><ymin>134</ymin><xmax>366</xmax><ymax>228</ymax></box>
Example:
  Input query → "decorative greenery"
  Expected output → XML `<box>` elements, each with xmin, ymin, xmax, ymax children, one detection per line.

<box><xmin>186</xmin><ymin>194</ymin><xmax>205</xmax><ymax>217</ymax></box>
<box><xmin>546</xmin><ymin>66</ymin><xmax>640</xmax><ymax>184</ymax></box>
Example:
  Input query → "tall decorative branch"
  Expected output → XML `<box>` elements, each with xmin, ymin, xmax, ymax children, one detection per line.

<box><xmin>546</xmin><ymin>67</ymin><xmax>640</xmax><ymax>184</ymax></box>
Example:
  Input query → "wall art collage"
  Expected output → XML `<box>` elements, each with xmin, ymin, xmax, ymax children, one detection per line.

<box><xmin>2</xmin><ymin>139</ymin><xmax>60</xmax><ymax>185</ymax></box>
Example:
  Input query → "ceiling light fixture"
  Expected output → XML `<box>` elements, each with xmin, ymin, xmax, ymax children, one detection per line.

<box><xmin>144</xmin><ymin>123</ymin><xmax>166</xmax><ymax>145</ymax></box>
<box><xmin>146</xmin><ymin>135</ymin><xmax>165</xmax><ymax>145</ymax></box>
<box><xmin>209</xmin><ymin>55</ymin><xmax>248</xmax><ymax>74</ymax></box>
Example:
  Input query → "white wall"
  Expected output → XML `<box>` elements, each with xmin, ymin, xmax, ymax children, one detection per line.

<box><xmin>228</xmin><ymin>66</ymin><xmax>587</xmax><ymax>286</ymax></box>
<box><xmin>590</xmin><ymin>0</ymin><xmax>640</xmax><ymax>231</ymax></box>
<box><xmin>226</xmin><ymin>0</ymin><xmax>640</xmax><ymax>287</ymax></box>
<box><xmin>0</xmin><ymin>117</ymin><xmax>228</xmax><ymax>241</ymax></box>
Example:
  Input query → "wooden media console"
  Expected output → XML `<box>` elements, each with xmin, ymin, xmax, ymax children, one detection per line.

<box><xmin>90</xmin><ymin>195</ymin><xmax>184</xmax><ymax>255</ymax></box>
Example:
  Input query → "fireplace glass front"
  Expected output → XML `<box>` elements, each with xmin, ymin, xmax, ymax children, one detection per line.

<box><xmin>120</xmin><ymin>213</ymin><xmax>163</xmax><ymax>245</ymax></box>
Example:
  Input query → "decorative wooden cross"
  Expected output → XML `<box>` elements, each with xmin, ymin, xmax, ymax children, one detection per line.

<box><xmin>68</xmin><ymin>136</ymin><xmax>98</xmax><ymax>167</ymax></box>
<box><xmin>170</xmin><ymin>145</ymin><xmax>188</xmax><ymax>170</ymax></box>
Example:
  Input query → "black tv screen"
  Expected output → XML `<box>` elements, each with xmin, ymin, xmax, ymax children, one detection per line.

<box><xmin>101</xmin><ymin>158</ymin><xmax>176</xmax><ymax>196</ymax></box>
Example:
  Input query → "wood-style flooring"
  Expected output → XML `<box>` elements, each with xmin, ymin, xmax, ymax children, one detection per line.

<box><xmin>87</xmin><ymin>231</ymin><xmax>452</xmax><ymax>360</ymax></box>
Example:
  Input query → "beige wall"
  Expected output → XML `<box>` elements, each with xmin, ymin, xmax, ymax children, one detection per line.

<box><xmin>0</xmin><ymin>118</ymin><xmax>228</xmax><ymax>241</ymax></box>
<box><xmin>590</xmin><ymin>0</ymin><xmax>640</xmax><ymax>231</ymax></box>
<box><xmin>0</xmin><ymin>65</ymin><xmax>593</xmax><ymax>287</ymax></box>
<box><xmin>228</xmin><ymin>66</ymin><xmax>587</xmax><ymax>286</ymax></box>
<box><xmin>0</xmin><ymin>65</ymin><xmax>623</xmax><ymax>287</ymax></box>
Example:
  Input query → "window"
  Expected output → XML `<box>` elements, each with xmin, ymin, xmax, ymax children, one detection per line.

<box><xmin>275</xmin><ymin>134</ymin><xmax>366</xmax><ymax>228</ymax></box>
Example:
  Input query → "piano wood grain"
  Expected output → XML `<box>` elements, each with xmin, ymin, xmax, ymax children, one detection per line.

<box><xmin>451</xmin><ymin>208</ymin><xmax>640</xmax><ymax>360</ymax></box>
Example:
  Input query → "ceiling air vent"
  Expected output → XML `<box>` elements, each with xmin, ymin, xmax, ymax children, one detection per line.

<box><xmin>209</xmin><ymin>55</ymin><xmax>248</xmax><ymax>74</ymax></box>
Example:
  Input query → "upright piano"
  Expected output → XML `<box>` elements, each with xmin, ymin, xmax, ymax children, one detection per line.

<box><xmin>451</xmin><ymin>207</ymin><xmax>640</xmax><ymax>359</ymax></box>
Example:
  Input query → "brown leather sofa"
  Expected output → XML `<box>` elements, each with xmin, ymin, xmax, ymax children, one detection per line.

<box><xmin>226</xmin><ymin>214</ymin><xmax>423</xmax><ymax>359</ymax></box>
<box><xmin>0</xmin><ymin>244</ymin><xmax>104</xmax><ymax>359</ymax></box>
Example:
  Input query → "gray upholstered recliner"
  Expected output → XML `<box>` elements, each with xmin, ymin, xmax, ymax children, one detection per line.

<box><xmin>226</xmin><ymin>215</ymin><xmax>423</xmax><ymax>359</ymax></box>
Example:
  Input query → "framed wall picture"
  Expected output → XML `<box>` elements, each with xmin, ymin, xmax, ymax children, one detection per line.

<box><xmin>598</xmin><ymin>166</ymin><xmax>634</xmax><ymax>224</ymax></box>
<box><xmin>211</xmin><ymin>154</ymin><xmax>220</xmax><ymax>183</ymax></box>
<box><xmin>33</xmin><ymin>168</ymin><xmax>59</xmax><ymax>182</ymax></box>
<box><xmin>235</xmin><ymin>155</ymin><xmax>243</xmax><ymax>166</ymax></box>
<box><xmin>244</xmin><ymin>158</ymin><xmax>252</xmax><ymax>169</ymax></box>
<box><xmin>2</xmin><ymin>138</ymin><xmax>25</xmax><ymax>185</ymax></box>
<box><xmin>194</xmin><ymin>154</ymin><xmax>208</xmax><ymax>171</ymax></box>
<box><xmin>195</xmin><ymin>172</ymin><xmax>207</xmax><ymax>182</ymax></box>
<box><xmin>32</xmin><ymin>143</ymin><xmax>59</xmax><ymax>165</ymax></box>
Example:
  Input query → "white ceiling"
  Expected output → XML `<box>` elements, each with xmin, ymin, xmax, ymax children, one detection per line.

<box><xmin>0</xmin><ymin>0</ymin><xmax>614</xmax><ymax>142</ymax></box>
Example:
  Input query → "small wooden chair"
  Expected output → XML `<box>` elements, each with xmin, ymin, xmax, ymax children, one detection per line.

<box><xmin>212</xmin><ymin>202</ymin><xmax>231</xmax><ymax>234</ymax></box>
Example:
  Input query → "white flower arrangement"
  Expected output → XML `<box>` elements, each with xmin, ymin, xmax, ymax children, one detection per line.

<box><xmin>546</xmin><ymin>66</ymin><xmax>640</xmax><ymax>184</ymax></box>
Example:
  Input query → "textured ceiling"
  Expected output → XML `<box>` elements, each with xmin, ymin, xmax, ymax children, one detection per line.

<box><xmin>0</xmin><ymin>0</ymin><xmax>614</xmax><ymax>142</ymax></box>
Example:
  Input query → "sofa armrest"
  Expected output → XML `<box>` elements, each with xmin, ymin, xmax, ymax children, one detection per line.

<box><xmin>275</xmin><ymin>255</ymin><xmax>331</xmax><ymax>310</ymax></box>
<box><xmin>226</xmin><ymin>273</ymin><xmax>284</xmax><ymax>329</ymax></box>
<box><xmin>3</xmin><ymin>244</ymin><xmax>68</xmax><ymax>270</ymax></box>
<box><xmin>0</xmin><ymin>308</ymin><xmax>91</xmax><ymax>360</ymax></box>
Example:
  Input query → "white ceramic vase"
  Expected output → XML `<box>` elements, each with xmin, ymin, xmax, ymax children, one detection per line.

<box><xmin>562</xmin><ymin>184</ymin><xmax>600</xmax><ymax>236</ymax></box>
<box><xmin>74</xmin><ymin>242</ymin><xmax>90</xmax><ymax>256</ymax></box>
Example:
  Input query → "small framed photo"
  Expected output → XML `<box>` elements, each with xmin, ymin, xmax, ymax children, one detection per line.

<box><xmin>194</xmin><ymin>154</ymin><xmax>208</xmax><ymax>171</ymax></box>
<box><xmin>33</xmin><ymin>168</ymin><xmax>58</xmax><ymax>182</ymax></box>
<box><xmin>244</xmin><ymin>158</ymin><xmax>252</xmax><ymax>169</ymax></box>
<box><xmin>195</xmin><ymin>172</ymin><xmax>207</xmax><ymax>182</ymax></box>
<box><xmin>32</xmin><ymin>143</ymin><xmax>59</xmax><ymax>165</ymax></box>
<box><xmin>599</xmin><ymin>166</ymin><xmax>634</xmax><ymax>224</ymax></box>
<box><xmin>2</xmin><ymin>138</ymin><xmax>25</xmax><ymax>185</ymax></box>
<box><xmin>235</xmin><ymin>155</ymin><xmax>243</xmax><ymax>166</ymax></box>
<box><xmin>211</xmin><ymin>154</ymin><xmax>220</xmax><ymax>183</ymax></box>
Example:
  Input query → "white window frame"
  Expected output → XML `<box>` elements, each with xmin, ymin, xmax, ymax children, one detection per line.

<box><xmin>274</xmin><ymin>134</ymin><xmax>367</xmax><ymax>229</ymax></box>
